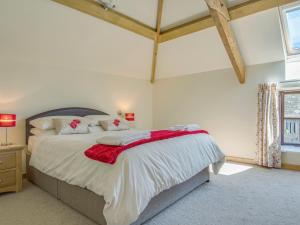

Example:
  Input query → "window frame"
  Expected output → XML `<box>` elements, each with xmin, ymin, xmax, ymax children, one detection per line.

<box><xmin>280</xmin><ymin>2</ymin><xmax>300</xmax><ymax>57</ymax></box>
<box><xmin>280</xmin><ymin>90</ymin><xmax>300</xmax><ymax>146</ymax></box>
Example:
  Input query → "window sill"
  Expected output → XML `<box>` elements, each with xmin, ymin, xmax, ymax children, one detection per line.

<box><xmin>281</xmin><ymin>145</ymin><xmax>300</xmax><ymax>153</ymax></box>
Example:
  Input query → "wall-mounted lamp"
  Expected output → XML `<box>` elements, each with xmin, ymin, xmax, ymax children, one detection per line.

<box><xmin>125</xmin><ymin>113</ymin><xmax>135</xmax><ymax>121</ymax></box>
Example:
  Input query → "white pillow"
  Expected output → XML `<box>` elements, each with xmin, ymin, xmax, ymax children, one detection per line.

<box><xmin>53</xmin><ymin>118</ymin><xmax>89</xmax><ymax>135</ymax></box>
<box><xmin>54</xmin><ymin>118</ymin><xmax>90</xmax><ymax>135</ymax></box>
<box><xmin>100</xmin><ymin>118</ymin><xmax>130</xmax><ymax>131</ymax></box>
<box><xmin>30</xmin><ymin>116</ymin><xmax>83</xmax><ymax>130</ymax></box>
<box><xmin>88</xmin><ymin>126</ymin><xmax>104</xmax><ymax>133</ymax></box>
<box><xmin>84</xmin><ymin>115</ymin><xmax>112</xmax><ymax>126</ymax></box>
<box><xmin>30</xmin><ymin>128</ymin><xmax>56</xmax><ymax>136</ymax></box>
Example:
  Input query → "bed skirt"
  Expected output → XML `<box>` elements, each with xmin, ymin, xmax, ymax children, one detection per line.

<box><xmin>26</xmin><ymin>151</ymin><xmax>209</xmax><ymax>225</ymax></box>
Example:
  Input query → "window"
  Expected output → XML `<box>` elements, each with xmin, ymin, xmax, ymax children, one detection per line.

<box><xmin>280</xmin><ymin>3</ymin><xmax>300</xmax><ymax>56</ymax></box>
<box><xmin>281</xmin><ymin>91</ymin><xmax>300</xmax><ymax>146</ymax></box>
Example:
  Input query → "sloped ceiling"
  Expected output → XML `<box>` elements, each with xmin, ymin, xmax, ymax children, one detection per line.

<box><xmin>0</xmin><ymin>0</ymin><xmax>285</xmax><ymax>80</ymax></box>
<box><xmin>112</xmin><ymin>0</ymin><xmax>250</xmax><ymax>30</ymax></box>
<box><xmin>113</xmin><ymin>0</ymin><xmax>158</xmax><ymax>28</ymax></box>
<box><xmin>157</xmin><ymin>8</ymin><xmax>285</xmax><ymax>79</ymax></box>
<box><xmin>160</xmin><ymin>0</ymin><xmax>249</xmax><ymax>30</ymax></box>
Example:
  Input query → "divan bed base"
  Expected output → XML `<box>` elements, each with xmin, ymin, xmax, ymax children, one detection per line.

<box><xmin>26</xmin><ymin>154</ymin><xmax>209</xmax><ymax>225</ymax></box>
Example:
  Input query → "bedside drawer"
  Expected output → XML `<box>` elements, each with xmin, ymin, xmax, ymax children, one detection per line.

<box><xmin>0</xmin><ymin>171</ymin><xmax>16</xmax><ymax>188</ymax></box>
<box><xmin>0</xmin><ymin>153</ymin><xmax>16</xmax><ymax>170</ymax></box>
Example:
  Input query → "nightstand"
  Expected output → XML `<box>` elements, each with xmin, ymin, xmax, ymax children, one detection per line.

<box><xmin>0</xmin><ymin>145</ymin><xmax>24</xmax><ymax>193</ymax></box>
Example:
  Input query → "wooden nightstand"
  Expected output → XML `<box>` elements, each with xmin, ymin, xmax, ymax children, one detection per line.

<box><xmin>0</xmin><ymin>145</ymin><xmax>24</xmax><ymax>193</ymax></box>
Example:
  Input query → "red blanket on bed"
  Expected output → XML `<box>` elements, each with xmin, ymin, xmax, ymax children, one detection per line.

<box><xmin>84</xmin><ymin>130</ymin><xmax>209</xmax><ymax>164</ymax></box>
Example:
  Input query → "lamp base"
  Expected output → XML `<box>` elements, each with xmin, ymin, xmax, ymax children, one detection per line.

<box><xmin>1</xmin><ymin>128</ymin><xmax>13</xmax><ymax>146</ymax></box>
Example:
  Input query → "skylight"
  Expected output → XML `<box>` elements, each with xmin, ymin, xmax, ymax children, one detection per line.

<box><xmin>281</xmin><ymin>3</ymin><xmax>300</xmax><ymax>56</ymax></box>
<box><xmin>280</xmin><ymin>2</ymin><xmax>300</xmax><ymax>80</ymax></box>
<box><xmin>286</xmin><ymin>8</ymin><xmax>300</xmax><ymax>51</ymax></box>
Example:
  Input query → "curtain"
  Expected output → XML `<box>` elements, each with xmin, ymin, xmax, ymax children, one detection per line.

<box><xmin>256</xmin><ymin>83</ymin><xmax>281</xmax><ymax>168</ymax></box>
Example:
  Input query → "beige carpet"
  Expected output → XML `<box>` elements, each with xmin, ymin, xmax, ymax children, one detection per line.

<box><xmin>1</xmin><ymin>163</ymin><xmax>300</xmax><ymax>225</ymax></box>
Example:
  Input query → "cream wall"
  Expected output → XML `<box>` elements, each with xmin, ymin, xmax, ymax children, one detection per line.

<box><xmin>0</xmin><ymin>0</ymin><xmax>155</xmax><ymax>173</ymax></box>
<box><xmin>0</xmin><ymin>0</ymin><xmax>154</xmax><ymax>145</ymax></box>
<box><xmin>0</xmin><ymin>59</ymin><xmax>153</xmax><ymax>146</ymax></box>
<box><xmin>0</xmin><ymin>0</ymin><xmax>153</xmax><ymax>79</ymax></box>
<box><xmin>153</xmin><ymin>61</ymin><xmax>285</xmax><ymax>159</ymax></box>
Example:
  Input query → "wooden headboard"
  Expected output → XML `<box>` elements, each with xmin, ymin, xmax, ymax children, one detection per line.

<box><xmin>25</xmin><ymin>107</ymin><xmax>108</xmax><ymax>144</ymax></box>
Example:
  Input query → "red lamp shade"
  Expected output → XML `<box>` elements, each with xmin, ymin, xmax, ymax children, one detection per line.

<box><xmin>125</xmin><ymin>113</ymin><xmax>135</xmax><ymax>121</ymax></box>
<box><xmin>0</xmin><ymin>114</ymin><xmax>16</xmax><ymax>127</ymax></box>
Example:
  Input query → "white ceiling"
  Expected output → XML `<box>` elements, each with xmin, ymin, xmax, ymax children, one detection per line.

<box><xmin>0</xmin><ymin>0</ymin><xmax>285</xmax><ymax>80</ymax></box>
<box><xmin>113</xmin><ymin>0</ymin><xmax>158</xmax><ymax>28</ymax></box>
<box><xmin>157</xmin><ymin>8</ymin><xmax>285</xmax><ymax>79</ymax></box>
<box><xmin>113</xmin><ymin>0</ymin><xmax>250</xmax><ymax>30</ymax></box>
<box><xmin>161</xmin><ymin>0</ymin><xmax>209</xmax><ymax>30</ymax></box>
<box><xmin>231</xmin><ymin>9</ymin><xmax>285</xmax><ymax>66</ymax></box>
<box><xmin>157</xmin><ymin>27</ymin><xmax>232</xmax><ymax>78</ymax></box>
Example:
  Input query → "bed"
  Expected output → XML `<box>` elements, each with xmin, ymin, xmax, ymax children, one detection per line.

<box><xmin>26</xmin><ymin>107</ymin><xmax>224</xmax><ymax>225</ymax></box>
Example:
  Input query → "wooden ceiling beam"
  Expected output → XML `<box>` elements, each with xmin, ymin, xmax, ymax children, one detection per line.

<box><xmin>205</xmin><ymin>0</ymin><xmax>230</xmax><ymax>20</ymax></box>
<box><xmin>205</xmin><ymin>0</ymin><xmax>245</xmax><ymax>84</ymax></box>
<box><xmin>159</xmin><ymin>0</ymin><xmax>299</xmax><ymax>43</ymax></box>
<box><xmin>51</xmin><ymin>0</ymin><xmax>156</xmax><ymax>40</ymax></box>
<box><xmin>150</xmin><ymin>0</ymin><xmax>164</xmax><ymax>83</ymax></box>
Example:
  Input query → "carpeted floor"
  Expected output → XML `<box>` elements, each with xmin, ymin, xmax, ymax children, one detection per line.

<box><xmin>1</xmin><ymin>163</ymin><xmax>300</xmax><ymax>225</ymax></box>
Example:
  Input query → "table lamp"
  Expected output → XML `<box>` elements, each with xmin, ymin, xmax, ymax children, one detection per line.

<box><xmin>0</xmin><ymin>114</ymin><xmax>16</xmax><ymax>146</ymax></box>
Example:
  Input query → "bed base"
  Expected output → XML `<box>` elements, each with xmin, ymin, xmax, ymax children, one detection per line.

<box><xmin>25</xmin><ymin>107</ymin><xmax>210</xmax><ymax>224</ymax></box>
<box><xmin>26</xmin><ymin>154</ymin><xmax>209</xmax><ymax>225</ymax></box>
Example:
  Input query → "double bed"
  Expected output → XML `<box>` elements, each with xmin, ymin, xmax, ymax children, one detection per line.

<box><xmin>26</xmin><ymin>107</ymin><xmax>225</xmax><ymax>225</ymax></box>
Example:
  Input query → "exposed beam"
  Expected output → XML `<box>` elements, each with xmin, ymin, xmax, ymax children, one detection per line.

<box><xmin>159</xmin><ymin>0</ymin><xmax>299</xmax><ymax>43</ymax></box>
<box><xmin>51</xmin><ymin>0</ymin><xmax>156</xmax><ymax>40</ymax></box>
<box><xmin>150</xmin><ymin>0</ymin><xmax>164</xmax><ymax>83</ymax></box>
<box><xmin>205</xmin><ymin>0</ymin><xmax>230</xmax><ymax>20</ymax></box>
<box><xmin>205</xmin><ymin>0</ymin><xmax>245</xmax><ymax>84</ymax></box>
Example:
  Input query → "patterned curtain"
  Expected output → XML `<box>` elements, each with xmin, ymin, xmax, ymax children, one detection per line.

<box><xmin>256</xmin><ymin>83</ymin><xmax>281</xmax><ymax>168</ymax></box>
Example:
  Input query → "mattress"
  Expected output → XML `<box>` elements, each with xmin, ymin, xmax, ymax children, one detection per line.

<box><xmin>29</xmin><ymin>130</ymin><xmax>225</xmax><ymax>225</ymax></box>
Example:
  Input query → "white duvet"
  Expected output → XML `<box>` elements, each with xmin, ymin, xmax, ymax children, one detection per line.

<box><xmin>30</xmin><ymin>130</ymin><xmax>225</xmax><ymax>225</ymax></box>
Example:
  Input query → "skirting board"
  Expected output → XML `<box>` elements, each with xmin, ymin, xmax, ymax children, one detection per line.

<box><xmin>225</xmin><ymin>156</ymin><xmax>256</xmax><ymax>165</ymax></box>
<box><xmin>282</xmin><ymin>163</ymin><xmax>300</xmax><ymax>171</ymax></box>
<box><xmin>226</xmin><ymin>156</ymin><xmax>300</xmax><ymax>171</ymax></box>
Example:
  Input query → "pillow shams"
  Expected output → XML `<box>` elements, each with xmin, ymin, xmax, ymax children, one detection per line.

<box><xmin>31</xmin><ymin>123</ymin><xmax>103</xmax><ymax>135</ymax></box>
<box><xmin>54</xmin><ymin>118</ymin><xmax>89</xmax><ymax>135</ymax></box>
<box><xmin>30</xmin><ymin>116</ymin><xmax>83</xmax><ymax>130</ymax></box>
<box><xmin>100</xmin><ymin>118</ymin><xmax>130</xmax><ymax>131</ymax></box>
<box><xmin>88</xmin><ymin>126</ymin><xmax>104</xmax><ymax>133</ymax></box>
<box><xmin>84</xmin><ymin>115</ymin><xmax>112</xmax><ymax>126</ymax></box>
<box><xmin>30</xmin><ymin>128</ymin><xmax>56</xmax><ymax>136</ymax></box>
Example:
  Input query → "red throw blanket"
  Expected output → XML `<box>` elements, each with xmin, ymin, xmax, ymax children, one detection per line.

<box><xmin>85</xmin><ymin>130</ymin><xmax>209</xmax><ymax>164</ymax></box>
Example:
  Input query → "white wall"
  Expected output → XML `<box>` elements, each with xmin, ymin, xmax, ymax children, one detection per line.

<box><xmin>0</xmin><ymin>59</ymin><xmax>153</xmax><ymax>146</ymax></box>
<box><xmin>153</xmin><ymin>61</ymin><xmax>285</xmax><ymax>159</ymax></box>
<box><xmin>0</xmin><ymin>0</ymin><xmax>153</xmax><ymax>79</ymax></box>
<box><xmin>0</xmin><ymin>0</ymin><xmax>154</xmax><ymax>146</ymax></box>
